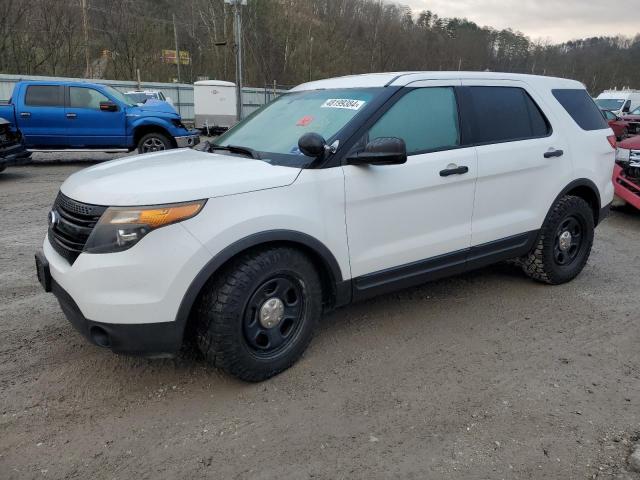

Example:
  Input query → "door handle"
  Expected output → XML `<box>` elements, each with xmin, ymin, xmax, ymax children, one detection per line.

<box><xmin>66</xmin><ymin>113</ymin><xmax>77</xmax><ymax>119</ymax></box>
<box><xmin>439</xmin><ymin>165</ymin><xmax>469</xmax><ymax>177</ymax></box>
<box><xmin>544</xmin><ymin>149</ymin><xmax>563</xmax><ymax>158</ymax></box>
<box><xmin>20</xmin><ymin>112</ymin><xmax>31</xmax><ymax>117</ymax></box>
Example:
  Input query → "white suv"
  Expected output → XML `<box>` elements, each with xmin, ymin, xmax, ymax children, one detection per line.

<box><xmin>36</xmin><ymin>72</ymin><xmax>615</xmax><ymax>381</ymax></box>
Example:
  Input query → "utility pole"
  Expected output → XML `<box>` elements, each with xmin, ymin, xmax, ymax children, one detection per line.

<box><xmin>173</xmin><ymin>13</ymin><xmax>181</xmax><ymax>83</ymax></box>
<box><xmin>225</xmin><ymin>0</ymin><xmax>245</xmax><ymax>121</ymax></box>
<box><xmin>81</xmin><ymin>0</ymin><xmax>91</xmax><ymax>78</ymax></box>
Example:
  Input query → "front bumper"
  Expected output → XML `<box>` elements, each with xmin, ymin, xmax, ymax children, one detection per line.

<box><xmin>613</xmin><ymin>163</ymin><xmax>640</xmax><ymax>209</ymax></box>
<box><xmin>38</xmin><ymin>219</ymin><xmax>213</xmax><ymax>356</ymax></box>
<box><xmin>174</xmin><ymin>131</ymin><xmax>200</xmax><ymax>148</ymax></box>
<box><xmin>0</xmin><ymin>141</ymin><xmax>30</xmax><ymax>166</ymax></box>
<box><xmin>36</xmin><ymin>250</ymin><xmax>183</xmax><ymax>356</ymax></box>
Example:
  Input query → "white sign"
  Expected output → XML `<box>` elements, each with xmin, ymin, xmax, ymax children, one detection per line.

<box><xmin>321</xmin><ymin>99</ymin><xmax>366</xmax><ymax>110</ymax></box>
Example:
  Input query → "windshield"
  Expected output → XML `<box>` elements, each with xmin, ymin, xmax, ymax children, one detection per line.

<box><xmin>215</xmin><ymin>88</ymin><xmax>382</xmax><ymax>166</ymax></box>
<box><xmin>104</xmin><ymin>86</ymin><xmax>136</xmax><ymax>107</ymax></box>
<box><xmin>630</xmin><ymin>107</ymin><xmax>640</xmax><ymax>115</ymax></box>
<box><xmin>596</xmin><ymin>98</ymin><xmax>625</xmax><ymax>110</ymax></box>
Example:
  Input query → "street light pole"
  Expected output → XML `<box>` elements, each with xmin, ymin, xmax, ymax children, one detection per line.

<box><xmin>173</xmin><ymin>13</ymin><xmax>181</xmax><ymax>83</ymax></box>
<box><xmin>226</xmin><ymin>0</ymin><xmax>245</xmax><ymax>121</ymax></box>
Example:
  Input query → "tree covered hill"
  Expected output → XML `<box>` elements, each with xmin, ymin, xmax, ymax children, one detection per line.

<box><xmin>1</xmin><ymin>0</ymin><xmax>638</xmax><ymax>93</ymax></box>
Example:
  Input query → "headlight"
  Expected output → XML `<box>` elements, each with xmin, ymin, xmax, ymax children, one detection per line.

<box><xmin>84</xmin><ymin>200</ymin><xmax>206</xmax><ymax>254</ymax></box>
<box><xmin>616</xmin><ymin>147</ymin><xmax>630</xmax><ymax>162</ymax></box>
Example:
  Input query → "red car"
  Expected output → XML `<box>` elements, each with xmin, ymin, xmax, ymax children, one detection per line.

<box><xmin>602</xmin><ymin>109</ymin><xmax>632</xmax><ymax>139</ymax></box>
<box><xmin>613</xmin><ymin>135</ymin><xmax>640</xmax><ymax>210</ymax></box>
<box><xmin>621</xmin><ymin>106</ymin><xmax>640</xmax><ymax>135</ymax></box>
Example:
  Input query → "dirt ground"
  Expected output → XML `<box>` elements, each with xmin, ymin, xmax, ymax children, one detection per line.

<box><xmin>1</xmin><ymin>159</ymin><xmax>639</xmax><ymax>480</ymax></box>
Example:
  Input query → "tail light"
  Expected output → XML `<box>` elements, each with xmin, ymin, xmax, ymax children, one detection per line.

<box><xmin>607</xmin><ymin>135</ymin><xmax>617</xmax><ymax>149</ymax></box>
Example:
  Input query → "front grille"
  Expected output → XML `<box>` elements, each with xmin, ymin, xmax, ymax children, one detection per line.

<box><xmin>48</xmin><ymin>193</ymin><xmax>107</xmax><ymax>264</ymax></box>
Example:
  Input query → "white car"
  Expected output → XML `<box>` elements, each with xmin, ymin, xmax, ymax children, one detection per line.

<box><xmin>36</xmin><ymin>72</ymin><xmax>615</xmax><ymax>381</ymax></box>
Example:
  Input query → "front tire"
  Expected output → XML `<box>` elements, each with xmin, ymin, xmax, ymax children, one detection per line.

<box><xmin>137</xmin><ymin>132</ymin><xmax>172</xmax><ymax>154</ymax></box>
<box><xmin>195</xmin><ymin>247</ymin><xmax>323</xmax><ymax>382</ymax></box>
<box><xmin>521</xmin><ymin>195</ymin><xmax>594</xmax><ymax>284</ymax></box>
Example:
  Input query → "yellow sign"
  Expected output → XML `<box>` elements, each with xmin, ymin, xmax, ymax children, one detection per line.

<box><xmin>161</xmin><ymin>49</ymin><xmax>191</xmax><ymax>65</ymax></box>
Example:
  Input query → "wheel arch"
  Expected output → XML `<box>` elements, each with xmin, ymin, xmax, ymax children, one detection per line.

<box><xmin>176</xmin><ymin>230</ymin><xmax>351</xmax><ymax>343</ymax></box>
<box><xmin>552</xmin><ymin>178</ymin><xmax>603</xmax><ymax>225</ymax></box>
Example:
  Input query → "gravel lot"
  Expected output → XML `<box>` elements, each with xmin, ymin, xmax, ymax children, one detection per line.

<box><xmin>1</xmin><ymin>157</ymin><xmax>640</xmax><ymax>479</ymax></box>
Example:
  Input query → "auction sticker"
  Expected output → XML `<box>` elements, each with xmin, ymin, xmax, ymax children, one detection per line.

<box><xmin>321</xmin><ymin>99</ymin><xmax>366</xmax><ymax>110</ymax></box>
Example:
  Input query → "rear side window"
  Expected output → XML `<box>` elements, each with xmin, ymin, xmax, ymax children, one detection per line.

<box><xmin>367</xmin><ymin>87</ymin><xmax>460</xmax><ymax>154</ymax></box>
<box><xmin>464</xmin><ymin>86</ymin><xmax>550</xmax><ymax>144</ymax></box>
<box><xmin>552</xmin><ymin>89</ymin><xmax>608</xmax><ymax>131</ymax></box>
<box><xmin>24</xmin><ymin>85</ymin><xmax>64</xmax><ymax>107</ymax></box>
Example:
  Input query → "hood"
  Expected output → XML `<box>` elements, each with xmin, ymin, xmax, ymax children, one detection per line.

<box><xmin>128</xmin><ymin>99</ymin><xmax>177</xmax><ymax>115</ymax></box>
<box><xmin>618</xmin><ymin>135</ymin><xmax>640</xmax><ymax>150</ymax></box>
<box><xmin>60</xmin><ymin>149</ymin><xmax>301</xmax><ymax>206</ymax></box>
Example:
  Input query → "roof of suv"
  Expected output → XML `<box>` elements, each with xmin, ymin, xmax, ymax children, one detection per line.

<box><xmin>291</xmin><ymin>71</ymin><xmax>584</xmax><ymax>91</ymax></box>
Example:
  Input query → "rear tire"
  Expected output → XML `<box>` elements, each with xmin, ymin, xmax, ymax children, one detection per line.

<box><xmin>137</xmin><ymin>132</ymin><xmax>172</xmax><ymax>154</ymax></box>
<box><xmin>521</xmin><ymin>195</ymin><xmax>594</xmax><ymax>285</ymax></box>
<box><xmin>195</xmin><ymin>247</ymin><xmax>322</xmax><ymax>382</ymax></box>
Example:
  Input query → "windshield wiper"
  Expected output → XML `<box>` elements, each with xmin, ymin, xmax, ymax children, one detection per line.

<box><xmin>208</xmin><ymin>143</ymin><xmax>261</xmax><ymax>160</ymax></box>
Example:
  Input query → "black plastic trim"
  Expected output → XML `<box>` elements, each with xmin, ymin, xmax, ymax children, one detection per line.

<box><xmin>352</xmin><ymin>230</ymin><xmax>539</xmax><ymax>301</ymax></box>
<box><xmin>50</xmin><ymin>278</ymin><xmax>182</xmax><ymax>357</ymax></box>
<box><xmin>599</xmin><ymin>202</ymin><xmax>611</xmax><ymax>223</ymax></box>
<box><xmin>551</xmin><ymin>178</ymin><xmax>603</xmax><ymax>225</ymax></box>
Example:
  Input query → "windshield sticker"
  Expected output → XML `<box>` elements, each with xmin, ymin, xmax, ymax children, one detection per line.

<box><xmin>321</xmin><ymin>99</ymin><xmax>366</xmax><ymax>110</ymax></box>
<box><xmin>296</xmin><ymin>115</ymin><xmax>314</xmax><ymax>126</ymax></box>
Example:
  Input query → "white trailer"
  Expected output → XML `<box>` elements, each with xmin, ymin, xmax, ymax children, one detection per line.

<box><xmin>194</xmin><ymin>80</ymin><xmax>237</xmax><ymax>133</ymax></box>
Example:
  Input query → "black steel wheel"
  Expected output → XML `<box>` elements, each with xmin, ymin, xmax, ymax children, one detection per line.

<box><xmin>195</xmin><ymin>247</ymin><xmax>322</xmax><ymax>382</ymax></box>
<box><xmin>243</xmin><ymin>275</ymin><xmax>306</xmax><ymax>357</ymax></box>
<box><xmin>553</xmin><ymin>215</ymin><xmax>584</xmax><ymax>266</ymax></box>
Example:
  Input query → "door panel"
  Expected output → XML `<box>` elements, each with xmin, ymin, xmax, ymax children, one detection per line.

<box><xmin>460</xmin><ymin>80</ymin><xmax>573</xmax><ymax>246</ymax></box>
<box><xmin>344</xmin><ymin>147</ymin><xmax>478</xmax><ymax>277</ymax></box>
<box><xmin>343</xmin><ymin>82</ymin><xmax>478</xmax><ymax>278</ymax></box>
<box><xmin>66</xmin><ymin>86</ymin><xmax>126</xmax><ymax>147</ymax></box>
<box><xmin>17</xmin><ymin>85</ymin><xmax>67</xmax><ymax>146</ymax></box>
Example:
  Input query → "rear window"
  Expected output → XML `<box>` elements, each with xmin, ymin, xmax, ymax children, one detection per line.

<box><xmin>24</xmin><ymin>85</ymin><xmax>64</xmax><ymax>107</ymax></box>
<box><xmin>464</xmin><ymin>86</ymin><xmax>550</xmax><ymax>144</ymax></box>
<box><xmin>553</xmin><ymin>89</ymin><xmax>608</xmax><ymax>131</ymax></box>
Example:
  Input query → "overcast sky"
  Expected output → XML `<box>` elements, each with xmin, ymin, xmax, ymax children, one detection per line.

<box><xmin>403</xmin><ymin>0</ymin><xmax>639</xmax><ymax>43</ymax></box>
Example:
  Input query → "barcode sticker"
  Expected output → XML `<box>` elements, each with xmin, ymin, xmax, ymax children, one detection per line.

<box><xmin>321</xmin><ymin>99</ymin><xmax>366</xmax><ymax>110</ymax></box>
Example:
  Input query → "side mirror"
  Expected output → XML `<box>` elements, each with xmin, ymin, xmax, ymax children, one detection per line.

<box><xmin>298</xmin><ymin>132</ymin><xmax>327</xmax><ymax>158</ymax></box>
<box><xmin>99</xmin><ymin>101</ymin><xmax>119</xmax><ymax>112</ymax></box>
<box><xmin>347</xmin><ymin>137</ymin><xmax>407</xmax><ymax>166</ymax></box>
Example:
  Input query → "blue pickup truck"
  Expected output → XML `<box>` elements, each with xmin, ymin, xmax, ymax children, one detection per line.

<box><xmin>0</xmin><ymin>81</ymin><xmax>199</xmax><ymax>155</ymax></box>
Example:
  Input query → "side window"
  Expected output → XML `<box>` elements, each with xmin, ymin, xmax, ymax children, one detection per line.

<box><xmin>365</xmin><ymin>87</ymin><xmax>460</xmax><ymax>155</ymax></box>
<box><xmin>552</xmin><ymin>89</ymin><xmax>608</xmax><ymax>131</ymax></box>
<box><xmin>465</xmin><ymin>86</ymin><xmax>550</xmax><ymax>144</ymax></box>
<box><xmin>69</xmin><ymin>87</ymin><xmax>110</xmax><ymax>110</ymax></box>
<box><xmin>24</xmin><ymin>85</ymin><xmax>64</xmax><ymax>107</ymax></box>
